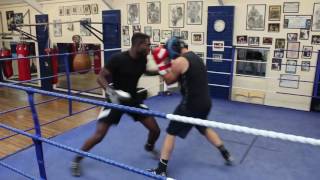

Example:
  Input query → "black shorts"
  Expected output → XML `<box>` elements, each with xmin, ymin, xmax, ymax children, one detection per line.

<box><xmin>166</xmin><ymin>105</ymin><xmax>210</xmax><ymax>138</ymax></box>
<box><xmin>98</xmin><ymin>101</ymin><xmax>149</xmax><ymax>125</ymax></box>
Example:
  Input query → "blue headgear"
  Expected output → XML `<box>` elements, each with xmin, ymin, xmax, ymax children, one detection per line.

<box><xmin>165</xmin><ymin>37</ymin><xmax>188</xmax><ymax>59</ymax></box>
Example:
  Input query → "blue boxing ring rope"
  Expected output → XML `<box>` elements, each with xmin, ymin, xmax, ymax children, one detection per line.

<box><xmin>0</xmin><ymin>82</ymin><xmax>171</xmax><ymax>180</ymax></box>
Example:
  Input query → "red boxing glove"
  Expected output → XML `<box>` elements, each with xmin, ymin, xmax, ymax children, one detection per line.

<box><xmin>152</xmin><ymin>47</ymin><xmax>171</xmax><ymax>75</ymax></box>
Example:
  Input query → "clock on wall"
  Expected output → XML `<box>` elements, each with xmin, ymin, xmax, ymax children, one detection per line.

<box><xmin>214</xmin><ymin>19</ymin><xmax>226</xmax><ymax>32</ymax></box>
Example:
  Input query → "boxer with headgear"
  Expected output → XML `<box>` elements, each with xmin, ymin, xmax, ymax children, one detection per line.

<box><xmin>148</xmin><ymin>37</ymin><xmax>233</xmax><ymax>176</ymax></box>
<box><xmin>71</xmin><ymin>33</ymin><xmax>161</xmax><ymax>177</ymax></box>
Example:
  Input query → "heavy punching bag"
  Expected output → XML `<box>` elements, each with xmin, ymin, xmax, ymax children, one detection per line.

<box><xmin>93</xmin><ymin>49</ymin><xmax>101</xmax><ymax>74</ymax></box>
<box><xmin>16</xmin><ymin>43</ymin><xmax>31</xmax><ymax>81</ymax></box>
<box><xmin>44</xmin><ymin>47</ymin><xmax>59</xmax><ymax>84</ymax></box>
<box><xmin>1</xmin><ymin>49</ymin><xmax>13</xmax><ymax>79</ymax></box>
<box><xmin>72</xmin><ymin>35</ymin><xmax>91</xmax><ymax>74</ymax></box>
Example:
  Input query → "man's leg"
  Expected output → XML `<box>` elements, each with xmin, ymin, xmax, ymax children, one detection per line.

<box><xmin>138</xmin><ymin>116</ymin><xmax>160</xmax><ymax>151</ymax></box>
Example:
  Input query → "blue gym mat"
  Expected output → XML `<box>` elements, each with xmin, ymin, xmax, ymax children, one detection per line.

<box><xmin>1</xmin><ymin>94</ymin><xmax>319</xmax><ymax>180</ymax></box>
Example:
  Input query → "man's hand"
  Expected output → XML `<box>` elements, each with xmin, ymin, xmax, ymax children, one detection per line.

<box><xmin>151</xmin><ymin>47</ymin><xmax>171</xmax><ymax>75</ymax></box>
<box><xmin>106</xmin><ymin>86</ymin><xmax>131</xmax><ymax>104</ymax></box>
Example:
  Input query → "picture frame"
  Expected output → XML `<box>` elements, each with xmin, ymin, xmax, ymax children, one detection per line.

<box><xmin>212</xmin><ymin>53</ymin><xmax>223</xmax><ymax>62</ymax></box>
<box><xmin>169</xmin><ymin>3</ymin><xmax>185</xmax><ymax>28</ymax></box>
<box><xmin>122</xmin><ymin>26</ymin><xmax>130</xmax><ymax>46</ymax></box>
<box><xmin>191</xmin><ymin>32</ymin><xmax>204</xmax><ymax>44</ymax></box>
<box><xmin>237</xmin><ymin>35</ymin><xmax>248</xmax><ymax>44</ymax></box>
<box><xmin>173</xmin><ymin>29</ymin><xmax>180</xmax><ymax>37</ymax></box>
<box><xmin>161</xmin><ymin>30</ymin><xmax>172</xmax><ymax>40</ymax></box>
<box><xmin>212</xmin><ymin>41</ymin><xmax>224</xmax><ymax>51</ymax></box>
<box><xmin>91</xmin><ymin>4</ymin><xmax>99</xmax><ymax>14</ymax></box>
<box><xmin>80</xmin><ymin>18</ymin><xmax>91</xmax><ymax>36</ymax></box>
<box><xmin>248</xmin><ymin>36</ymin><xmax>259</xmax><ymax>46</ymax></box>
<box><xmin>269</xmin><ymin>5</ymin><xmax>281</xmax><ymax>21</ymax></box>
<box><xmin>246</xmin><ymin>4</ymin><xmax>266</xmax><ymax>31</ymax></box>
<box><xmin>128</xmin><ymin>3</ymin><xmax>140</xmax><ymax>25</ymax></box>
<box><xmin>71</xmin><ymin>6</ymin><xmax>78</xmax><ymax>15</ymax></box>
<box><xmin>268</xmin><ymin>23</ymin><xmax>280</xmax><ymax>32</ymax></box>
<box><xmin>77</xmin><ymin>5</ymin><xmax>84</xmax><ymax>15</ymax></box>
<box><xmin>312</xmin><ymin>3</ymin><xmax>320</xmax><ymax>31</ymax></box>
<box><xmin>311</xmin><ymin>35</ymin><xmax>320</xmax><ymax>45</ymax></box>
<box><xmin>152</xmin><ymin>29</ymin><xmax>160</xmax><ymax>42</ymax></box>
<box><xmin>132</xmin><ymin>25</ymin><xmax>141</xmax><ymax>34</ymax></box>
<box><xmin>64</xmin><ymin>6</ymin><xmax>71</xmax><ymax>16</ymax></box>
<box><xmin>285</xmin><ymin>59</ymin><xmax>297</xmax><ymax>74</ymax></box>
<box><xmin>286</xmin><ymin>42</ymin><xmax>300</xmax><ymax>59</ymax></box>
<box><xmin>302</xmin><ymin>46</ymin><xmax>313</xmax><ymax>59</ymax></box>
<box><xmin>83</xmin><ymin>4</ymin><xmax>91</xmax><ymax>15</ymax></box>
<box><xmin>275</xmin><ymin>38</ymin><xmax>285</xmax><ymax>49</ymax></box>
<box><xmin>14</xmin><ymin>13</ymin><xmax>23</xmax><ymax>25</ymax></box>
<box><xmin>144</xmin><ymin>26</ymin><xmax>152</xmax><ymax>36</ymax></box>
<box><xmin>147</xmin><ymin>1</ymin><xmax>161</xmax><ymax>24</ymax></box>
<box><xmin>283</xmin><ymin>2</ymin><xmax>299</xmax><ymax>13</ymax></box>
<box><xmin>287</xmin><ymin>33</ymin><xmax>298</xmax><ymax>42</ymax></box>
<box><xmin>279</xmin><ymin>74</ymin><xmax>300</xmax><ymax>89</ymax></box>
<box><xmin>53</xmin><ymin>19</ymin><xmax>62</xmax><ymax>37</ymax></box>
<box><xmin>271</xmin><ymin>58</ymin><xmax>282</xmax><ymax>71</ymax></box>
<box><xmin>187</xmin><ymin>1</ymin><xmax>203</xmax><ymax>25</ymax></box>
<box><xmin>274</xmin><ymin>50</ymin><xmax>284</xmax><ymax>58</ymax></box>
<box><xmin>181</xmin><ymin>31</ymin><xmax>188</xmax><ymax>40</ymax></box>
<box><xmin>262</xmin><ymin>37</ymin><xmax>272</xmax><ymax>45</ymax></box>
<box><xmin>59</xmin><ymin>7</ymin><xmax>64</xmax><ymax>16</ymax></box>
<box><xmin>301</xmin><ymin>61</ymin><xmax>310</xmax><ymax>72</ymax></box>
<box><xmin>299</xmin><ymin>29</ymin><xmax>309</xmax><ymax>40</ymax></box>
<box><xmin>283</xmin><ymin>15</ymin><xmax>312</xmax><ymax>29</ymax></box>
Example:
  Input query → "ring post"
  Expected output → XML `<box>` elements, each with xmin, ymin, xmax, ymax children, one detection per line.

<box><xmin>27</xmin><ymin>90</ymin><xmax>47</xmax><ymax>180</ymax></box>
<box><xmin>228</xmin><ymin>46</ymin><xmax>236</xmax><ymax>100</ymax></box>
<box><xmin>63</xmin><ymin>54</ymin><xmax>73</xmax><ymax>115</ymax></box>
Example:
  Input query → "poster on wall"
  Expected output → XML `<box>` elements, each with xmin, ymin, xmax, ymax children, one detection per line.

<box><xmin>285</xmin><ymin>59</ymin><xmax>297</xmax><ymax>74</ymax></box>
<box><xmin>122</xmin><ymin>26</ymin><xmax>130</xmax><ymax>46</ymax></box>
<box><xmin>147</xmin><ymin>1</ymin><xmax>161</xmax><ymax>24</ymax></box>
<box><xmin>279</xmin><ymin>74</ymin><xmax>300</xmax><ymax>89</ymax></box>
<box><xmin>246</xmin><ymin>4</ymin><xmax>266</xmax><ymax>31</ymax></box>
<box><xmin>286</xmin><ymin>42</ymin><xmax>300</xmax><ymax>59</ymax></box>
<box><xmin>80</xmin><ymin>18</ymin><xmax>91</xmax><ymax>36</ymax></box>
<box><xmin>269</xmin><ymin>5</ymin><xmax>281</xmax><ymax>21</ymax></box>
<box><xmin>6</xmin><ymin>11</ymin><xmax>14</xmax><ymax>31</ymax></box>
<box><xmin>169</xmin><ymin>3</ymin><xmax>185</xmax><ymax>28</ymax></box>
<box><xmin>283</xmin><ymin>15</ymin><xmax>312</xmax><ymax>29</ymax></box>
<box><xmin>53</xmin><ymin>20</ymin><xmax>62</xmax><ymax>37</ymax></box>
<box><xmin>152</xmin><ymin>29</ymin><xmax>160</xmax><ymax>42</ymax></box>
<box><xmin>128</xmin><ymin>3</ymin><xmax>140</xmax><ymax>25</ymax></box>
<box><xmin>187</xmin><ymin>1</ymin><xmax>203</xmax><ymax>25</ymax></box>
<box><xmin>181</xmin><ymin>31</ymin><xmax>188</xmax><ymax>40</ymax></box>
<box><xmin>312</xmin><ymin>3</ymin><xmax>320</xmax><ymax>31</ymax></box>
<box><xmin>302</xmin><ymin>46</ymin><xmax>313</xmax><ymax>59</ymax></box>
<box><xmin>283</xmin><ymin>2</ymin><xmax>299</xmax><ymax>13</ymax></box>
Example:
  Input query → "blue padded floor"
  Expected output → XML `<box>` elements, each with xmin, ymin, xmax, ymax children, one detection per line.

<box><xmin>1</xmin><ymin>94</ymin><xmax>320</xmax><ymax>180</ymax></box>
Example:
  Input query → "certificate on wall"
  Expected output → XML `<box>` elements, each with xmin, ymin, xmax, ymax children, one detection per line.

<box><xmin>283</xmin><ymin>2</ymin><xmax>299</xmax><ymax>13</ymax></box>
<box><xmin>284</xmin><ymin>15</ymin><xmax>312</xmax><ymax>29</ymax></box>
<box><xmin>279</xmin><ymin>74</ymin><xmax>300</xmax><ymax>89</ymax></box>
<box><xmin>286</xmin><ymin>42</ymin><xmax>300</xmax><ymax>59</ymax></box>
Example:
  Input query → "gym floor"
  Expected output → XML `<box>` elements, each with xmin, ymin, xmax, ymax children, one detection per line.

<box><xmin>0</xmin><ymin>93</ymin><xmax>319</xmax><ymax>180</ymax></box>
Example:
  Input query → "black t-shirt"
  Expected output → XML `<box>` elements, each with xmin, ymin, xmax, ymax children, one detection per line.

<box><xmin>104</xmin><ymin>51</ymin><xmax>147</xmax><ymax>100</ymax></box>
<box><xmin>179</xmin><ymin>51</ymin><xmax>212</xmax><ymax>112</ymax></box>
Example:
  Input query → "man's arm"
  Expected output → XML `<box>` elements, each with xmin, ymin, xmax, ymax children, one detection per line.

<box><xmin>97</xmin><ymin>67</ymin><xmax>111</xmax><ymax>89</ymax></box>
<box><xmin>162</xmin><ymin>57</ymin><xmax>188</xmax><ymax>85</ymax></box>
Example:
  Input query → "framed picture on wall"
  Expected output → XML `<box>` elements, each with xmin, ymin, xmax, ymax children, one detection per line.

<box><xmin>132</xmin><ymin>25</ymin><xmax>141</xmax><ymax>34</ymax></box>
<box><xmin>71</xmin><ymin>6</ymin><xmax>78</xmax><ymax>15</ymax></box>
<box><xmin>283</xmin><ymin>15</ymin><xmax>312</xmax><ymax>29</ymax></box>
<box><xmin>274</xmin><ymin>50</ymin><xmax>284</xmax><ymax>58</ymax></box>
<box><xmin>144</xmin><ymin>26</ymin><xmax>152</xmax><ymax>36</ymax></box>
<box><xmin>285</xmin><ymin>59</ymin><xmax>297</xmax><ymax>74</ymax></box>
<box><xmin>262</xmin><ymin>37</ymin><xmax>272</xmax><ymax>45</ymax></box>
<box><xmin>161</xmin><ymin>30</ymin><xmax>172</xmax><ymax>40</ymax></box>
<box><xmin>59</xmin><ymin>7</ymin><xmax>64</xmax><ymax>16</ymax></box>
<box><xmin>279</xmin><ymin>74</ymin><xmax>300</xmax><ymax>89</ymax></box>
<box><xmin>269</xmin><ymin>5</ymin><xmax>281</xmax><ymax>21</ymax></box>
<box><xmin>152</xmin><ymin>29</ymin><xmax>160</xmax><ymax>42</ymax></box>
<box><xmin>271</xmin><ymin>58</ymin><xmax>282</xmax><ymax>71</ymax></box>
<box><xmin>173</xmin><ymin>29</ymin><xmax>180</xmax><ymax>37</ymax></box>
<box><xmin>14</xmin><ymin>13</ymin><xmax>23</xmax><ymax>25</ymax></box>
<box><xmin>181</xmin><ymin>31</ymin><xmax>188</xmax><ymax>40</ymax></box>
<box><xmin>91</xmin><ymin>4</ymin><xmax>98</xmax><ymax>14</ymax></box>
<box><xmin>299</xmin><ymin>29</ymin><xmax>309</xmax><ymax>40</ymax></box>
<box><xmin>53</xmin><ymin>19</ymin><xmax>62</xmax><ymax>37</ymax></box>
<box><xmin>312</xmin><ymin>3</ymin><xmax>320</xmax><ymax>31</ymax></box>
<box><xmin>237</xmin><ymin>35</ymin><xmax>248</xmax><ymax>44</ymax></box>
<box><xmin>287</xmin><ymin>33</ymin><xmax>298</xmax><ymax>42</ymax></box>
<box><xmin>147</xmin><ymin>1</ymin><xmax>161</xmax><ymax>24</ymax></box>
<box><xmin>302</xmin><ymin>46</ymin><xmax>313</xmax><ymax>59</ymax></box>
<box><xmin>128</xmin><ymin>3</ymin><xmax>140</xmax><ymax>25</ymax></box>
<box><xmin>212</xmin><ymin>41</ymin><xmax>224</xmax><ymax>51</ymax></box>
<box><xmin>311</xmin><ymin>35</ymin><xmax>320</xmax><ymax>45</ymax></box>
<box><xmin>268</xmin><ymin>23</ymin><xmax>280</xmax><ymax>32</ymax></box>
<box><xmin>286</xmin><ymin>42</ymin><xmax>300</xmax><ymax>59</ymax></box>
<box><xmin>64</xmin><ymin>6</ymin><xmax>71</xmax><ymax>16</ymax></box>
<box><xmin>187</xmin><ymin>1</ymin><xmax>203</xmax><ymax>25</ymax></box>
<box><xmin>169</xmin><ymin>3</ymin><xmax>185</xmax><ymax>28</ymax></box>
<box><xmin>283</xmin><ymin>2</ymin><xmax>299</xmax><ymax>13</ymax></box>
<box><xmin>191</xmin><ymin>32</ymin><xmax>204</xmax><ymax>44</ymax></box>
<box><xmin>248</xmin><ymin>36</ymin><xmax>259</xmax><ymax>46</ymax></box>
<box><xmin>83</xmin><ymin>4</ymin><xmax>91</xmax><ymax>15</ymax></box>
<box><xmin>275</xmin><ymin>38</ymin><xmax>285</xmax><ymax>49</ymax></box>
<box><xmin>122</xmin><ymin>26</ymin><xmax>130</xmax><ymax>46</ymax></box>
<box><xmin>212</xmin><ymin>54</ymin><xmax>223</xmax><ymax>62</ymax></box>
<box><xmin>301</xmin><ymin>61</ymin><xmax>311</xmax><ymax>72</ymax></box>
<box><xmin>246</xmin><ymin>4</ymin><xmax>266</xmax><ymax>31</ymax></box>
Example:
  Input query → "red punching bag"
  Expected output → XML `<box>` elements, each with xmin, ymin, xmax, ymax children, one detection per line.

<box><xmin>93</xmin><ymin>50</ymin><xmax>101</xmax><ymax>74</ymax></box>
<box><xmin>16</xmin><ymin>43</ymin><xmax>31</xmax><ymax>81</ymax></box>
<box><xmin>51</xmin><ymin>48</ymin><xmax>59</xmax><ymax>84</ymax></box>
<box><xmin>1</xmin><ymin>49</ymin><xmax>13</xmax><ymax>78</ymax></box>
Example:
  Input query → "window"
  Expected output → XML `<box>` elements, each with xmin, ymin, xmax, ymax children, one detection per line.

<box><xmin>236</xmin><ymin>48</ymin><xmax>269</xmax><ymax>77</ymax></box>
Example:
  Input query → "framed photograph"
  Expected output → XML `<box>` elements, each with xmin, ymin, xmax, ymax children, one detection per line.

<box><xmin>147</xmin><ymin>1</ymin><xmax>161</xmax><ymax>24</ymax></box>
<box><xmin>311</xmin><ymin>35</ymin><xmax>320</xmax><ymax>45</ymax></box>
<box><xmin>80</xmin><ymin>18</ymin><xmax>91</xmax><ymax>36</ymax></box>
<box><xmin>6</xmin><ymin>11</ymin><xmax>14</xmax><ymax>31</ymax></box>
<box><xmin>67</xmin><ymin>23</ymin><xmax>74</xmax><ymax>31</ymax></box>
<box><xmin>275</xmin><ymin>38</ymin><xmax>285</xmax><ymax>49</ymax></box>
<box><xmin>181</xmin><ymin>31</ymin><xmax>188</xmax><ymax>40</ymax></box>
<box><xmin>122</xmin><ymin>26</ymin><xmax>130</xmax><ymax>46</ymax></box>
<box><xmin>299</xmin><ymin>29</ymin><xmax>309</xmax><ymax>40</ymax></box>
<box><xmin>128</xmin><ymin>3</ymin><xmax>140</xmax><ymax>25</ymax></box>
<box><xmin>64</xmin><ymin>6</ymin><xmax>72</xmax><ymax>16</ymax></box>
<box><xmin>286</xmin><ymin>42</ymin><xmax>300</xmax><ymax>59</ymax></box>
<box><xmin>53</xmin><ymin>20</ymin><xmax>62</xmax><ymax>37</ymax></box>
<box><xmin>187</xmin><ymin>1</ymin><xmax>203</xmax><ymax>25</ymax></box>
<box><xmin>283</xmin><ymin>15</ymin><xmax>312</xmax><ymax>29</ymax></box>
<box><xmin>312</xmin><ymin>3</ymin><xmax>320</xmax><ymax>31</ymax></box>
<box><xmin>212</xmin><ymin>41</ymin><xmax>224</xmax><ymax>51</ymax></box>
<box><xmin>161</xmin><ymin>30</ymin><xmax>172</xmax><ymax>40</ymax></box>
<box><xmin>71</xmin><ymin>6</ymin><xmax>77</xmax><ymax>15</ymax></box>
<box><xmin>283</xmin><ymin>2</ymin><xmax>299</xmax><ymax>13</ymax></box>
<box><xmin>248</xmin><ymin>36</ymin><xmax>259</xmax><ymax>46</ymax></box>
<box><xmin>271</xmin><ymin>58</ymin><xmax>282</xmax><ymax>71</ymax></box>
<box><xmin>83</xmin><ymin>4</ymin><xmax>91</xmax><ymax>15</ymax></box>
<box><xmin>77</xmin><ymin>5</ymin><xmax>84</xmax><ymax>15</ymax></box>
<box><xmin>279</xmin><ymin>74</ymin><xmax>300</xmax><ymax>89</ymax></box>
<box><xmin>152</xmin><ymin>29</ymin><xmax>160</xmax><ymax>42</ymax></box>
<box><xmin>287</xmin><ymin>33</ymin><xmax>298</xmax><ymax>42</ymax></box>
<box><xmin>285</xmin><ymin>59</ymin><xmax>297</xmax><ymax>74</ymax></box>
<box><xmin>262</xmin><ymin>37</ymin><xmax>272</xmax><ymax>45</ymax></box>
<box><xmin>191</xmin><ymin>32</ymin><xmax>204</xmax><ymax>44</ymax></box>
<box><xmin>173</xmin><ymin>29</ymin><xmax>180</xmax><ymax>37</ymax></box>
<box><xmin>169</xmin><ymin>3</ymin><xmax>184</xmax><ymax>28</ymax></box>
<box><xmin>91</xmin><ymin>4</ymin><xmax>98</xmax><ymax>14</ymax></box>
<box><xmin>269</xmin><ymin>5</ymin><xmax>281</xmax><ymax>21</ymax></box>
<box><xmin>237</xmin><ymin>35</ymin><xmax>248</xmax><ymax>44</ymax></box>
<box><xmin>268</xmin><ymin>23</ymin><xmax>280</xmax><ymax>32</ymax></box>
<box><xmin>144</xmin><ymin>26</ymin><xmax>152</xmax><ymax>36</ymax></box>
<box><xmin>246</xmin><ymin>4</ymin><xmax>266</xmax><ymax>31</ymax></box>
<box><xmin>132</xmin><ymin>25</ymin><xmax>141</xmax><ymax>34</ymax></box>
<box><xmin>301</xmin><ymin>61</ymin><xmax>310</xmax><ymax>72</ymax></box>
<box><xmin>302</xmin><ymin>46</ymin><xmax>313</xmax><ymax>59</ymax></box>
<box><xmin>59</xmin><ymin>7</ymin><xmax>64</xmax><ymax>16</ymax></box>
<box><xmin>274</xmin><ymin>50</ymin><xmax>284</xmax><ymax>58</ymax></box>
<box><xmin>14</xmin><ymin>13</ymin><xmax>23</xmax><ymax>25</ymax></box>
<box><xmin>212</xmin><ymin>54</ymin><xmax>223</xmax><ymax>62</ymax></box>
